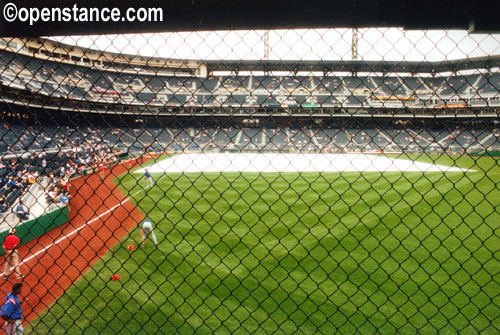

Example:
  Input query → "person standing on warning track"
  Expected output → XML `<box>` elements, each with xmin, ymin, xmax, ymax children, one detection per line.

<box><xmin>141</xmin><ymin>220</ymin><xmax>158</xmax><ymax>247</ymax></box>
<box><xmin>99</xmin><ymin>163</ymin><xmax>105</xmax><ymax>180</ymax></box>
<box><xmin>2</xmin><ymin>229</ymin><xmax>23</xmax><ymax>280</ymax></box>
<box><xmin>0</xmin><ymin>283</ymin><xmax>24</xmax><ymax>335</ymax></box>
<box><xmin>144</xmin><ymin>168</ymin><xmax>153</xmax><ymax>188</ymax></box>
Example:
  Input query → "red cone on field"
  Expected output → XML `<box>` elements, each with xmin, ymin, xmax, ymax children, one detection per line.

<box><xmin>128</xmin><ymin>244</ymin><xmax>135</xmax><ymax>250</ymax></box>
<box><xmin>111</xmin><ymin>274</ymin><xmax>120</xmax><ymax>281</ymax></box>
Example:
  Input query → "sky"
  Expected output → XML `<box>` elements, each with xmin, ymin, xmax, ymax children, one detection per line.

<box><xmin>49</xmin><ymin>28</ymin><xmax>500</xmax><ymax>62</ymax></box>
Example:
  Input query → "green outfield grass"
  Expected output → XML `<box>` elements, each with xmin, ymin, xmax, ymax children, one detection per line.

<box><xmin>28</xmin><ymin>154</ymin><xmax>499</xmax><ymax>334</ymax></box>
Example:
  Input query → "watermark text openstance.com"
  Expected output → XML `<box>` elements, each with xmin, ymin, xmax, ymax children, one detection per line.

<box><xmin>3</xmin><ymin>3</ymin><xmax>163</xmax><ymax>26</ymax></box>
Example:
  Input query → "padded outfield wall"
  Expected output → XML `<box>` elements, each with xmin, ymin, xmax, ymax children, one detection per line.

<box><xmin>0</xmin><ymin>205</ymin><xmax>69</xmax><ymax>256</ymax></box>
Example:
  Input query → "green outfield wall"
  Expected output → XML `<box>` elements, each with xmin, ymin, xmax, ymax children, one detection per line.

<box><xmin>0</xmin><ymin>205</ymin><xmax>69</xmax><ymax>255</ymax></box>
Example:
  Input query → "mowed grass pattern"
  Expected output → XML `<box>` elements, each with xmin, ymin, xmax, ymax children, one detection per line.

<box><xmin>29</xmin><ymin>155</ymin><xmax>499</xmax><ymax>334</ymax></box>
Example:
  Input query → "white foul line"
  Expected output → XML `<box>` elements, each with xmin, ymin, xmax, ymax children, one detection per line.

<box><xmin>20</xmin><ymin>187</ymin><xmax>145</xmax><ymax>266</ymax></box>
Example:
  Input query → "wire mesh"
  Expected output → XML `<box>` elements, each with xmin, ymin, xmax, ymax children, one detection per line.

<box><xmin>0</xmin><ymin>30</ymin><xmax>498</xmax><ymax>334</ymax></box>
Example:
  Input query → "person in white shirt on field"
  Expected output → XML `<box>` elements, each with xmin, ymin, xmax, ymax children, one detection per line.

<box><xmin>141</xmin><ymin>220</ymin><xmax>158</xmax><ymax>247</ymax></box>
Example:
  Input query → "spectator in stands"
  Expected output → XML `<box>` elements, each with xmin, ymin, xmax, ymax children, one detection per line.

<box><xmin>27</xmin><ymin>172</ymin><xmax>36</xmax><ymax>184</ymax></box>
<box><xmin>7</xmin><ymin>177</ymin><xmax>20</xmax><ymax>189</ymax></box>
<box><xmin>61</xmin><ymin>178</ymin><xmax>70</xmax><ymax>195</ymax></box>
<box><xmin>15</xmin><ymin>201</ymin><xmax>29</xmax><ymax>221</ymax></box>
<box><xmin>8</xmin><ymin>160</ymin><xmax>17</xmax><ymax>170</ymax></box>
<box><xmin>47</xmin><ymin>187</ymin><xmax>57</xmax><ymax>204</ymax></box>
<box><xmin>57</xmin><ymin>193</ymin><xmax>69</xmax><ymax>206</ymax></box>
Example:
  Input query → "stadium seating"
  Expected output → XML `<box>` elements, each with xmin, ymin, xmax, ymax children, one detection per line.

<box><xmin>1</xmin><ymin>48</ymin><xmax>498</xmax><ymax>111</ymax></box>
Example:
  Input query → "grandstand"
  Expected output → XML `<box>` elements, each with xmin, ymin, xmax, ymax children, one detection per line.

<box><xmin>1</xmin><ymin>39</ymin><xmax>499</xmax><ymax>113</ymax></box>
<box><xmin>0</xmin><ymin>38</ymin><xmax>498</xmax><ymax>160</ymax></box>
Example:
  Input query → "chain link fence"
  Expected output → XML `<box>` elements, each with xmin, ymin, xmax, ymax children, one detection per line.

<box><xmin>0</xmin><ymin>30</ymin><xmax>498</xmax><ymax>334</ymax></box>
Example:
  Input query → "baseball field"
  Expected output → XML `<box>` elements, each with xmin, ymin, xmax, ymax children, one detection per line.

<box><xmin>27</xmin><ymin>153</ymin><xmax>499</xmax><ymax>334</ymax></box>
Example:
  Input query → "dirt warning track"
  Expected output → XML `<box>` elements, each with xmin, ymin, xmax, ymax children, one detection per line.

<box><xmin>0</xmin><ymin>158</ymin><xmax>146</xmax><ymax>324</ymax></box>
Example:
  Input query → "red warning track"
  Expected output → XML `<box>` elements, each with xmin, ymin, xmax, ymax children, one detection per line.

<box><xmin>0</xmin><ymin>158</ymin><xmax>146</xmax><ymax>324</ymax></box>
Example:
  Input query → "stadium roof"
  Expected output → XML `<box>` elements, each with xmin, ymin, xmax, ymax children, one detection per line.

<box><xmin>0</xmin><ymin>0</ymin><xmax>498</xmax><ymax>37</ymax></box>
<box><xmin>5</xmin><ymin>37</ymin><xmax>499</xmax><ymax>75</ymax></box>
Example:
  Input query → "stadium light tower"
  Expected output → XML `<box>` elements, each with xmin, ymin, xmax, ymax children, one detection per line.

<box><xmin>352</xmin><ymin>28</ymin><xmax>359</xmax><ymax>60</ymax></box>
<box><xmin>263</xmin><ymin>30</ymin><xmax>270</xmax><ymax>60</ymax></box>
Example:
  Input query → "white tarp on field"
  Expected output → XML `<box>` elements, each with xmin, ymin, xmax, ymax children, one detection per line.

<box><xmin>136</xmin><ymin>153</ymin><xmax>470</xmax><ymax>173</ymax></box>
